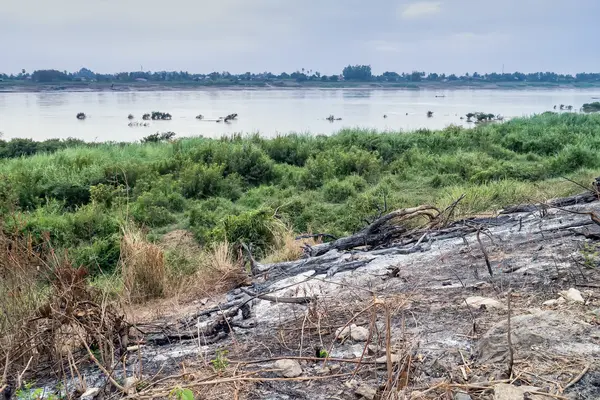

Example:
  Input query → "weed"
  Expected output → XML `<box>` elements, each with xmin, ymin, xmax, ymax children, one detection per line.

<box><xmin>580</xmin><ymin>242</ymin><xmax>599</xmax><ymax>269</ymax></box>
<box><xmin>211</xmin><ymin>349</ymin><xmax>230</xmax><ymax>372</ymax></box>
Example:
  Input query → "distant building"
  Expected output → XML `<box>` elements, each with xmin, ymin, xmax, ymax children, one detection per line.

<box><xmin>135</xmin><ymin>78</ymin><xmax>148</xmax><ymax>82</ymax></box>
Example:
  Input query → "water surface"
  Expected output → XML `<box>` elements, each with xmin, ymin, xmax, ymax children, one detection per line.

<box><xmin>0</xmin><ymin>89</ymin><xmax>598</xmax><ymax>141</ymax></box>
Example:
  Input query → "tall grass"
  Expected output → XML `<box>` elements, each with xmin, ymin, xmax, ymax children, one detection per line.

<box><xmin>1</xmin><ymin>113</ymin><xmax>600</xmax><ymax>277</ymax></box>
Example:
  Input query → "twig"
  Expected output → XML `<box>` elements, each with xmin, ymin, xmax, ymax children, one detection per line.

<box><xmin>476</xmin><ymin>229</ymin><xmax>494</xmax><ymax>277</ymax></box>
<box><xmin>525</xmin><ymin>392</ymin><xmax>569</xmax><ymax>400</ymax></box>
<box><xmin>563</xmin><ymin>363</ymin><xmax>590</xmax><ymax>391</ymax></box>
<box><xmin>239</xmin><ymin>288</ymin><xmax>314</xmax><ymax>304</ymax></box>
<box><xmin>295</xmin><ymin>233</ymin><xmax>338</xmax><ymax>241</ymax></box>
<box><xmin>506</xmin><ymin>292</ymin><xmax>514</xmax><ymax>378</ymax></box>
<box><xmin>385</xmin><ymin>302</ymin><xmax>393</xmax><ymax>390</ymax></box>
<box><xmin>16</xmin><ymin>356</ymin><xmax>33</xmax><ymax>390</ymax></box>
<box><xmin>77</xmin><ymin>331</ymin><xmax>127</xmax><ymax>393</ymax></box>
<box><xmin>231</xmin><ymin>356</ymin><xmax>384</xmax><ymax>365</ymax></box>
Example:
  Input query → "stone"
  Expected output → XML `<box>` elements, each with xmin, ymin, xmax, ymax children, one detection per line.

<box><xmin>477</xmin><ymin>310</ymin><xmax>595</xmax><ymax>365</ymax></box>
<box><xmin>315</xmin><ymin>366</ymin><xmax>330</xmax><ymax>375</ymax></box>
<box><xmin>123</xmin><ymin>377</ymin><xmax>139</xmax><ymax>394</ymax></box>
<box><xmin>560</xmin><ymin>288</ymin><xmax>585</xmax><ymax>303</ymax></box>
<box><xmin>274</xmin><ymin>359</ymin><xmax>302</xmax><ymax>378</ymax></box>
<box><xmin>80</xmin><ymin>388</ymin><xmax>100</xmax><ymax>400</ymax></box>
<box><xmin>351</xmin><ymin>344</ymin><xmax>365</xmax><ymax>358</ymax></box>
<box><xmin>375</xmin><ymin>354</ymin><xmax>400</xmax><ymax>363</ymax></box>
<box><xmin>543</xmin><ymin>299</ymin><xmax>560</xmax><ymax>306</ymax></box>
<box><xmin>344</xmin><ymin>379</ymin><xmax>359</xmax><ymax>389</ymax></box>
<box><xmin>335</xmin><ymin>324</ymin><xmax>369</xmax><ymax>341</ymax></box>
<box><xmin>350</xmin><ymin>326</ymin><xmax>370</xmax><ymax>341</ymax></box>
<box><xmin>453</xmin><ymin>392</ymin><xmax>472</xmax><ymax>400</ymax></box>
<box><xmin>465</xmin><ymin>296</ymin><xmax>505</xmax><ymax>310</ymax></box>
<box><xmin>355</xmin><ymin>384</ymin><xmax>377</xmax><ymax>400</ymax></box>
<box><xmin>493</xmin><ymin>383</ymin><xmax>545</xmax><ymax>400</ymax></box>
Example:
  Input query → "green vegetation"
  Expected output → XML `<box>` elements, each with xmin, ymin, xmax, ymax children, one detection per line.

<box><xmin>582</xmin><ymin>102</ymin><xmax>600</xmax><ymax>113</ymax></box>
<box><xmin>1</xmin><ymin>113</ymin><xmax>600</xmax><ymax>278</ymax></box>
<box><xmin>4</xmin><ymin>66</ymin><xmax>600</xmax><ymax>88</ymax></box>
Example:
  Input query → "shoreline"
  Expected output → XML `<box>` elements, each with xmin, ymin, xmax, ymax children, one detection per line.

<box><xmin>2</xmin><ymin>81</ymin><xmax>600</xmax><ymax>93</ymax></box>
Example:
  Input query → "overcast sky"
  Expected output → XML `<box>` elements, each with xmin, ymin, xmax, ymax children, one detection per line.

<box><xmin>1</xmin><ymin>0</ymin><xmax>598</xmax><ymax>75</ymax></box>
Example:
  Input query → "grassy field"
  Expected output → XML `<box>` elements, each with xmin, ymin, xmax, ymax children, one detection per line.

<box><xmin>1</xmin><ymin>112</ymin><xmax>600</xmax><ymax>291</ymax></box>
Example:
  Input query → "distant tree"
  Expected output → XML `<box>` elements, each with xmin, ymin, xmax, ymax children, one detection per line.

<box><xmin>279</xmin><ymin>72</ymin><xmax>290</xmax><ymax>79</ymax></box>
<box><xmin>342</xmin><ymin>65</ymin><xmax>372</xmax><ymax>81</ymax></box>
<box><xmin>31</xmin><ymin>69</ymin><xmax>70</xmax><ymax>83</ymax></box>
<box><xmin>329</xmin><ymin>75</ymin><xmax>339</xmax><ymax>82</ymax></box>
<box><xmin>321</xmin><ymin>75</ymin><xmax>328</xmax><ymax>81</ymax></box>
<box><xmin>381</xmin><ymin>71</ymin><xmax>400</xmax><ymax>82</ymax></box>
<box><xmin>410</xmin><ymin>71</ymin><xmax>424</xmax><ymax>82</ymax></box>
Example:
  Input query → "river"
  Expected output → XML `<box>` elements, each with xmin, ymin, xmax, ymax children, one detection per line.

<box><xmin>0</xmin><ymin>88</ymin><xmax>598</xmax><ymax>141</ymax></box>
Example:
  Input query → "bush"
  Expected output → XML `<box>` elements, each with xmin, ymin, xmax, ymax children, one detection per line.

<box><xmin>213</xmin><ymin>209</ymin><xmax>285</xmax><ymax>258</ymax></box>
<box><xmin>180</xmin><ymin>163</ymin><xmax>243</xmax><ymax>200</ymax></box>
<box><xmin>322</xmin><ymin>179</ymin><xmax>357</xmax><ymax>203</ymax></box>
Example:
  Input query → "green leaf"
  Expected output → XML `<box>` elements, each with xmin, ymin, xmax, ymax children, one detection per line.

<box><xmin>180</xmin><ymin>389</ymin><xmax>194</xmax><ymax>400</ymax></box>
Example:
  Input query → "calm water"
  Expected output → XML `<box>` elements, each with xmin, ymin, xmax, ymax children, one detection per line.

<box><xmin>0</xmin><ymin>89</ymin><xmax>598</xmax><ymax>141</ymax></box>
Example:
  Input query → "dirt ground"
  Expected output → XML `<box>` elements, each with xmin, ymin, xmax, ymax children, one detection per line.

<box><xmin>32</xmin><ymin>199</ymin><xmax>600</xmax><ymax>399</ymax></box>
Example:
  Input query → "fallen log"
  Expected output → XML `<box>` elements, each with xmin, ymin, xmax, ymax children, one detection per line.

<box><xmin>307</xmin><ymin>205</ymin><xmax>440</xmax><ymax>257</ymax></box>
<box><xmin>500</xmin><ymin>192</ymin><xmax>598</xmax><ymax>214</ymax></box>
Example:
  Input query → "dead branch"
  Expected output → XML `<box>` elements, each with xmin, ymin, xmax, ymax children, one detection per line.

<box><xmin>307</xmin><ymin>205</ymin><xmax>440</xmax><ymax>256</ymax></box>
<box><xmin>239</xmin><ymin>288</ymin><xmax>315</xmax><ymax>304</ymax></box>
<box><xmin>506</xmin><ymin>292</ymin><xmax>514</xmax><ymax>378</ymax></box>
<box><xmin>563</xmin><ymin>363</ymin><xmax>590</xmax><ymax>392</ymax></box>
<box><xmin>476</xmin><ymin>229</ymin><xmax>494</xmax><ymax>277</ymax></box>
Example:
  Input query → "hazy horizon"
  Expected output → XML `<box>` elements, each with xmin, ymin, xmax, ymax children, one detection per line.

<box><xmin>2</xmin><ymin>0</ymin><xmax>598</xmax><ymax>75</ymax></box>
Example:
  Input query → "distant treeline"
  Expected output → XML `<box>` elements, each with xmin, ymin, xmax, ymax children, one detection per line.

<box><xmin>2</xmin><ymin>65</ymin><xmax>600</xmax><ymax>84</ymax></box>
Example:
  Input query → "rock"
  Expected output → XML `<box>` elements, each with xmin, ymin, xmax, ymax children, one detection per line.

<box><xmin>123</xmin><ymin>377</ymin><xmax>139</xmax><ymax>394</ymax></box>
<box><xmin>376</xmin><ymin>354</ymin><xmax>400</xmax><ymax>363</ymax></box>
<box><xmin>453</xmin><ymin>392</ymin><xmax>472</xmax><ymax>400</ymax></box>
<box><xmin>80</xmin><ymin>388</ymin><xmax>100</xmax><ymax>400</ymax></box>
<box><xmin>355</xmin><ymin>384</ymin><xmax>377</xmax><ymax>399</ymax></box>
<box><xmin>351</xmin><ymin>344</ymin><xmax>365</xmax><ymax>358</ymax></box>
<box><xmin>543</xmin><ymin>299</ymin><xmax>560</xmax><ymax>306</ymax></box>
<box><xmin>477</xmin><ymin>310</ymin><xmax>596</xmax><ymax>365</ymax></box>
<box><xmin>315</xmin><ymin>366</ymin><xmax>330</xmax><ymax>375</ymax></box>
<box><xmin>274</xmin><ymin>359</ymin><xmax>303</xmax><ymax>378</ymax></box>
<box><xmin>560</xmin><ymin>288</ymin><xmax>585</xmax><ymax>303</ymax></box>
<box><xmin>465</xmin><ymin>296</ymin><xmax>505</xmax><ymax>310</ymax></box>
<box><xmin>493</xmin><ymin>383</ymin><xmax>545</xmax><ymax>400</ymax></box>
<box><xmin>344</xmin><ymin>379</ymin><xmax>359</xmax><ymax>389</ymax></box>
<box><xmin>335</xmin><ymin>324</ymin><xmax>369</xmax><ymax>341</ymax></box>
<box><xmin>350</xmin><ymin>326</ymin><xmax>370</xmax><ymax>341</ymax></box>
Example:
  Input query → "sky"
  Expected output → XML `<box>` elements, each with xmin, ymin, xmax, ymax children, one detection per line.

<box><xmin>1</xmin><ymin>0</ymin><xmax>599</xmax><ymax>75</ymax></box>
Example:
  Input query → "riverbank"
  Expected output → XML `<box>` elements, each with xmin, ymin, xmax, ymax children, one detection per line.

<box><xmin>1</xmin><ymin>113</ymin><xmax>600</xmax><ymax>274</ymax></box>
<box><xmin>3</xmin><ymin>79</ymin><xmax>600</xmax><ymax>93</ymax></box>
<box><xmin>2</xmin><ymin>113</ymin><xmax>600</xmax><ymax>398</ymax></box>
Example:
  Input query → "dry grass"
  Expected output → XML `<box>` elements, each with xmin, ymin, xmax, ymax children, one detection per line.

<box><xmin>121</xmin><ymin>225</ymin><xmax>166</xmax><ymax>303</ymax></box>
<box><xmin>0</xmin><ymin>229</ymin><xmax>126</xmax><ymax>393</ymax></box>
<box><xmin>0</xmin><ymin>231</ymin><xmax>50</xmax><ymax>339</ymax></box>
<box><xmin>262</xmin><ymin>230</ymin><xmax>321</xmax><ymax>263</ymax></box>
<box><xmin>168</xmin><ymin>241</ymin><xmax>250</xmax><ymax>301</ymax></box>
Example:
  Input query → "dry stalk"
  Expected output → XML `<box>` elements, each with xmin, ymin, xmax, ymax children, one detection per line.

<box><xmin>506</xmin><ymin>291</ymin><xmax>514</xmax><ymax>378</ymax></box>
<box><xmin>476</xmin><ymin>228</ymin><xmax>494</xmax><ymax>277</ymax></box>
<box><xmin>562</xmin><ymin>363</ymin><xmax>590</xmax><ymax>392</ymax></box>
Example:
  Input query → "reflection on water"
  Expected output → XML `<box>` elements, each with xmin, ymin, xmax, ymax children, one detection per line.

<box><xmin>0</xmin><ymin>88</ymin><xmax>598</xmax><ymax>142</ymax></box>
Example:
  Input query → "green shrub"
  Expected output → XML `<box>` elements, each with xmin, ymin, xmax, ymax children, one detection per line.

<box><xmin>70</xmin><ymin>236</ymin><xmax>121</xmax><ymax>274</ymax></box>
<box><xmin>213</xmin><ymin>209</ymin><xmax>285</xmax><ymax>257</ymax></box>
<box><xmin>322</xmin><ymin>179</ymin><xmax>357</xmax><ymax>203</ymax></box>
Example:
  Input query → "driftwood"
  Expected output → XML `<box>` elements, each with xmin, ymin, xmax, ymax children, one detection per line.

<box><xmin>307</xmin><ymin>205</ymin><xmax>440</xmax><ymax>257</ymax></box>
<box><xmin>500</xmin><ymin>192</ymin><xmax>598</xmax><ymax>214</ymax></box>
<box><xmin>140</xmin><ymin>191</ymin><xmax>600</xmax><ymax>350</ymax></box>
